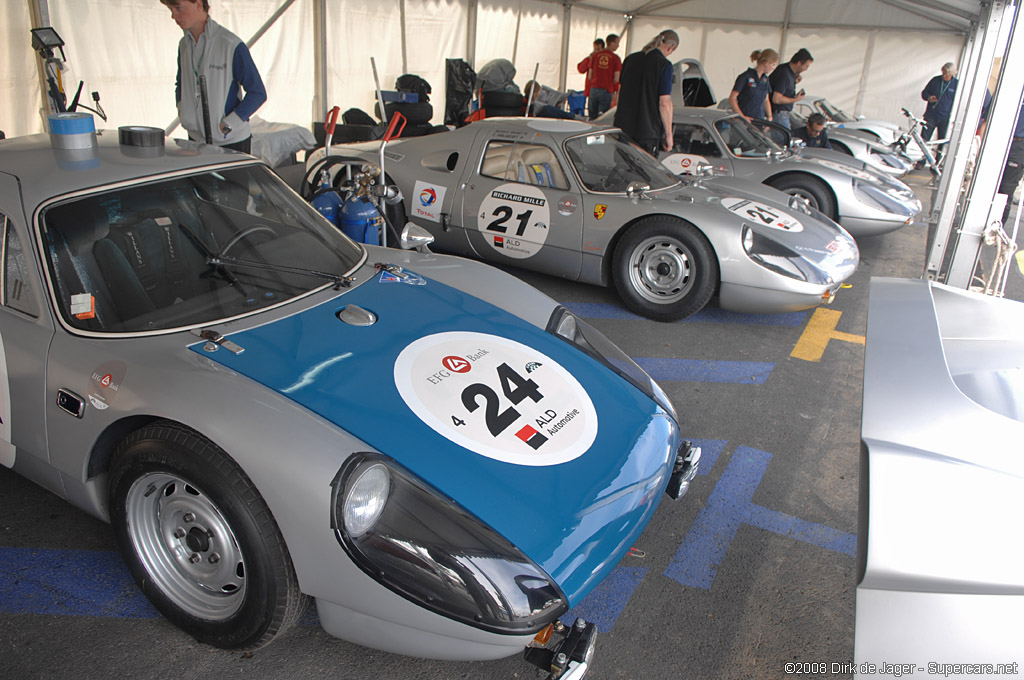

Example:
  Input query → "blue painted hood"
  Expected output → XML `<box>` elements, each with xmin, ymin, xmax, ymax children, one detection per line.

<box><xmin>191</xmin><ymin>270</ymin><xmax>678</xmax><ymax>603</ymax></box>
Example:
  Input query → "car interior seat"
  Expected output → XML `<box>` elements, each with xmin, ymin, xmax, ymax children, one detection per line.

<box><xmin>519</xmin><ymin>146</ymin><xmax>567</xmax><ymax>189</ymax></box>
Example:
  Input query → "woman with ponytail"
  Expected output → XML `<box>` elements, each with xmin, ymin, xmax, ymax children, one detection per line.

<box><xmin>728</xmin><ymin>48</ymin><xmax>779</xmax><ymax>122</ymax></box>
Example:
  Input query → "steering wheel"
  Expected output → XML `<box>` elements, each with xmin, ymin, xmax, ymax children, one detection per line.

<box><xmin>219</xmin><ymin>225</ymin><xmax>278</xmax><ymax>257</ymax></box>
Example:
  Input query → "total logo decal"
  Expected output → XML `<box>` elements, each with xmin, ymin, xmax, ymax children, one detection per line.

<box><xmin>478</xmin><ymin>183</ymin><xmax>550</xmax><ymax>259</ymax></box>
<box><xmin>412</xmin><ymin>180</ymin><xmax>447</xmax><ymax>223</ymax></box>
<box><xmin>662</xmin><ymin>153</ymin><xmax>708</xmax><ymax>176</ymax></box>
<box><xmin>394</xmin><ymin>331</ymin><xmax>598</xmax><ymax>466</ymax></box>
<box><xmin>720</xmin><ymin>197</ymin><xmax>804</xmax><ymax>232</ymax></box>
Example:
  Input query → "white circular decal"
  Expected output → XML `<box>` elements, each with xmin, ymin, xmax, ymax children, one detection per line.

<box><xmin>394</xmin><ymin>332</ymin><xmax>598</xmax><ymax>466</ymax></box>
<box><xmin>721</xmin><ymin>197</ymin><xmax>804</xmax><ymax>232</ymax></box>
<box><xmin>477</xmin><ymin>183</ymin><xmax>551</xmax><ymax>259</ymax></box>
<box><xmin>813</xmin><ymin>158</ymin><xmax>879</xmax><ymax>183</ymax></box>
<box><xmin>662</xmin><ymin>153</ymin><xmax>707</xmax><ymax>175</ymax></box>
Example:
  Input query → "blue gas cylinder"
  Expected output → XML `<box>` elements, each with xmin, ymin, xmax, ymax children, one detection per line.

<box><xmin>311</xmin><ymin>174</ymin><xmax>344</xmax><ymax>225</ymax></box>
<box><xmin>339</xmin><ymin>196</ymin><xmax>383</xmax><ymax>246</ymax></box>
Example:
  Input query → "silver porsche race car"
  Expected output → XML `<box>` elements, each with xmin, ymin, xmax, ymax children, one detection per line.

<box><xmin>0</xmin><ymin>120</ymin><xmax>703</xmax><ymax>678</ymax></box>
<box><xmin>661</xmin><ymin>108</ymin><xmax>922</xmax><ymax>237</ymax></box>
<box><xmin>307</xmin><ymin>118</ymin><xmax>858</xmax><ymax>322</ymax></box>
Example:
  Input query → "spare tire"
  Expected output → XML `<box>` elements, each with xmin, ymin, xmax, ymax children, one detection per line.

<box><xmin>332</xmin><ymin>124</ymin><xmax>382</xmax><ymax>142</ymax></box>
<box><xmin>481</xmin><ymin>90</ymin><xmax>524</xmax><ymax>109</ymax></box>
<box><xmin>374</xmin><ymin>101</ymin><xmax>433</xmax><ymax>124</ymax></box>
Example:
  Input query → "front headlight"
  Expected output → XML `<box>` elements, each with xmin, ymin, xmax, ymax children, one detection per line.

<box><xmin>546</xmin><ymin>307</ymin><xmax>676</xmax><ymax>421</ymax></box>
<box><xmin>741</xmin><ymin>225</ymin><xmax>831</xmax><ymax>285</ymax></box>
<box><xmin>331</xmin><ymin>453</ymin><xmax>567</xmax><ymax>635</ymax></box>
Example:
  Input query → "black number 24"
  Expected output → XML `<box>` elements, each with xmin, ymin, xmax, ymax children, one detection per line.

<box><xmin>460</xmin><ymin>363</ymin><xmax>543</xmax><ymax>436</ymax></box>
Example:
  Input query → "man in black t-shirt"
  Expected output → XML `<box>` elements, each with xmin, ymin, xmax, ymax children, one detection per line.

<box><xmin>614</xmin><ymin>30</ymin><xmax>679</xmax><ymax>155</ymax></box>
<box><xmin>769</xmin><ymin>48</ymin><xmax>813</xmax><ymax>130</ymax></box>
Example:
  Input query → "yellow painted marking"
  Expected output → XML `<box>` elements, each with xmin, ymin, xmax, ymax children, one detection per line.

<box><xmin>791</xmin><ymin>308</ymin><xmax>865</xmax><ymax>362</ymax></box>
<box><xmin>1015</xmin><ymin>250</ymin><xmax>1024</xmax><ymax>276</ymax></box>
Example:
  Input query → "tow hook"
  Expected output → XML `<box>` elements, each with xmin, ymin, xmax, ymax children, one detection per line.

<box><xmin>665</xmin><ymin>440</ymin><xmax>701</xmax><ymax>499</ymax></box>
<box><xmin>523</xmin><ymin>618</ymin><xmax>597</xmax><ymax>680</ymax></box>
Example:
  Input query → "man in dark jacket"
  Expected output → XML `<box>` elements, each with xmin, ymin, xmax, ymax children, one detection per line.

<box><xmin>769</xmin><ymin>48</ymin><xmax>813</xmax><ymax>130</ymax></box>
<box><xmin>614</xmin><ymin>30</ymin><xmax>679</xmax><ymax>155</ymax></box>
<box><xmin>920</xmin><ymin>62</ymin><xmax>958</xmax><ymax>141</ymax></box>
<box><xmin>793</xmin><ymin>113</ymin><xmax>832</xmax><ymax>149</ymax></box>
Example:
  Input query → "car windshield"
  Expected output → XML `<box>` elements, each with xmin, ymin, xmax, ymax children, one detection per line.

<box><xmin>817</xmin><ymin>99</ymin><xmax>854</xmax><ymax>123</ymax></box>
<box><xmin>564</xmin><ymin>131</ymin><xmax>680</xmax><ymax>193</ymax></box>
<box><xmin>40</xmin><ymin>163</ymin><xmax>365</xmax><ymax>334</ymax></box>
<box><xmin>714</xmin><ymin>116</ymin><xmax>783</xmax><ymax>157</ymax></box>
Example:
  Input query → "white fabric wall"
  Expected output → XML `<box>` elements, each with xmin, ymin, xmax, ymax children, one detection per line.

<box><xmin>0</xmin><ymin>0</ymin><xmax>966</xmax><ymax>140</ymax></box>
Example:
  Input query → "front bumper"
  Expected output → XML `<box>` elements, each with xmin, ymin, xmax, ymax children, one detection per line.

<box><xmin>524</xmin><ymin>618</ymin><xmax>599</xmax><ymax>680</ymax></box>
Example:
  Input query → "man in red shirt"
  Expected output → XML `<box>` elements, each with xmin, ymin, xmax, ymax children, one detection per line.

<box><xmin>576</xmin><ymin>38</ymin><xmax>605</xmax><ymax>99</ymax></box>
<box><xmin>588</xmin><ymin>34</ymin><xmax>622</xmax><ymax>119</ymax></box>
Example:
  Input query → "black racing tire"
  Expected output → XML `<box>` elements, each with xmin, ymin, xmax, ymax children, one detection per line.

<box><xmin>485</xmin><ymin>106</ymin><xmax>525</xmax><ymax>118</ymax></box>
<box><xmin>332</xmin><ymin>123</ymin><xmax>382</xmax><ymax>143</ymax></box>
<box><xmin>612</xmin><ymin>216</ymin><xmax>718</xmax><ymax>321</ymax></box>
<box><xmin>766</xmin><ymin>174</ymin><xmax>837</xmax><ymax>221</ymax></box>
<box><xmin>481</xmin><ymin>90</ymin><xmax>526</xmax><ymax>109</ymax></box>
<box><xmin>374</xmin><ymin>101</ymin><xmax>433</xmax><ymax>124</ymax></box>
<box><xmin>109</xmin><ymin>421</ymin><xmax>309</xmax><ymax>650</ymax></box>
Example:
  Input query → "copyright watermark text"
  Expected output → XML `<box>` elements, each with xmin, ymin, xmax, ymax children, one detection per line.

<box><xmin>782</xmin><ymin>661</ymin><xmax>1020</xmax><ymax>676</ymax></box>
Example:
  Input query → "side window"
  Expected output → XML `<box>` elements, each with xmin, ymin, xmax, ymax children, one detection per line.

<box><xmin>479</xmin><ymin>141</ymin><xmax>569</xmax><ymax>190</ymax></box>
<box><xmin>1</xmin><ymin>214</ymin><xmax>40</xmax><ymax>317</ymax></box>
<box><xmin>671</xmin><ymin>124</ymin><xmax>722</xmax><ymax>158</ymax></box>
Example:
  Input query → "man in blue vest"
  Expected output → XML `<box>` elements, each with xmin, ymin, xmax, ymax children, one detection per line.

<box><xmin>920</xmin><ymin>62</ymin><xmax>957</xmax><ymax>142</ymax></box>
<box><xmin>161</xmin><ymin>0</ymin><xmax>267</xmax><ymax>153</ymax></box>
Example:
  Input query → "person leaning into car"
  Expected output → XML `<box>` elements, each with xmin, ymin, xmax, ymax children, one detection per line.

<box><xmin>161</xmin><ymin>0</ymin><xmax>267</xmax><ymax>153</ymax></box>
<box><xmin>769</xmin><ymin>48</ymin><xmax>813</xmax><ymax>130</ymax></box>
<box><xmin>793</xmin><ymin>113</ymin><xmax>832</xmax><ymax>149</ymax></box>
<box><xmin>614</xmin><ymin>30</ymin><xmax>679</xmax><ymax>155</ymax></box>
<box><xmin>920</xmin><ymin>62</ymin><xmax>958</xmax><ymax>142</ymax></box>
<box><xmin>730</xmin><ymin>49</ymin><xmax>779</xmax><ymax>122</ymax></box>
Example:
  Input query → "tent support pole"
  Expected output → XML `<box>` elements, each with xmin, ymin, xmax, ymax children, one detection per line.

<box><xmin>558</xmin><ymin>2</ymin><xmax>572</xmax><ymax>92</ymax></box>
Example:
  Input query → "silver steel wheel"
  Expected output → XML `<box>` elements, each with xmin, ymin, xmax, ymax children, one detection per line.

<box><xmin>125</xmin><ymin>471</ymin><xmax>246</xmax><ymax>620</ymax></box>
<box><xmin>627</xmin><ymin>235</ymin><xmax>695</xmax><ymax>304</ymax></box>
<box><xmin>783</xmin><ymin>187</ymin><xmax>820</xmax><ymax>210</ymax></box>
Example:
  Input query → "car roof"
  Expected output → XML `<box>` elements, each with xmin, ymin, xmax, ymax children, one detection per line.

<box><xmin>466</xmin><ymin>117</ymin><xmax>611</xmax><ymax>140</ymax></box>
<box><xmin>0</xmin><ymin>131</ymin><xmax>254</xmax><ymax>211</ymax></box>
<box><xmin>675</xmin><ymin>107</ymin><xmax>736</xmax><ymax>121</ymax></box>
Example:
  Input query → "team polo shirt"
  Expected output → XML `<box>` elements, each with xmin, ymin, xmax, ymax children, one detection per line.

<box><xmin>768</xmin><ymin>63</ymin><xmax>797</xmax><ymax>112</ymax></box>
<box><xmin>732</xmin><ymin>67</ymin><xmax>772</xmax><ymax>119</ymax></box>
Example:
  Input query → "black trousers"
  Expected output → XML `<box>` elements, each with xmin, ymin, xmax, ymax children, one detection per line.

<box><xmin>998</xmin><ymin>137</ymin><xmax>1024</xmax><ymax>223</ymax></box>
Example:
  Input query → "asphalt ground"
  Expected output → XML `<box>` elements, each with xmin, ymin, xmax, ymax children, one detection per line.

<box><xmin>1</xmin><ymin>168</ymin><xmax>1011</xmax><ymax>680</ymax></box>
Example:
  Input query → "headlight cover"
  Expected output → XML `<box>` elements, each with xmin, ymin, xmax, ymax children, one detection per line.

<box><xmin>331</xmin><ymin>453</ymin><xmax>567</xmax><ymax>635</ymax></box>
<box><xmin>742</xmin><ymin>225</ymin><xmax>831</xmax><ymax>285</ymax></box>
<box><xmin>853</xmin><ymin>178</ymin><xmax>914</xmax><ymax>216</ymax></box>
<box><xmin>546</xmin><ymin>306</ymin><xmax>676</xmax><ymax>421</ymax></box>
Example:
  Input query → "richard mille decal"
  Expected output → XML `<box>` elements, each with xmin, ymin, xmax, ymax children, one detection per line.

<box><xmin>477</xmin><ymin>183</ymin><xmax>551</xmax><ymax>259</ymax></box>
<box><xmin>394</xmin><ymin>331</ymin><xmax>597</xmax><ymax>466</ymax></box>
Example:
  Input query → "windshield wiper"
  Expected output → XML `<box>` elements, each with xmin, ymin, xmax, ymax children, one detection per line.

<box><xmin>206</xmin><ymin>254</ymin><xmax>354</xmax><ymax>290</ymax></box>
<box><xmin>178</xmin><ymin>222</ymin><xmax>250</xmax><ymax>297</ymax></box>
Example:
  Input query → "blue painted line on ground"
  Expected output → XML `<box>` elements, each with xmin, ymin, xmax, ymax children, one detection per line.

<box><xmin>0</xmin><ymin>547</ymin><xmax>158</xmax><ymax>618</ymax></box>
<box><xmin>664</xmin><ymin>446</ymin><xmax>856</xmax><ymax>590</ymax></box>
<box><xmin>564</xmin><ymin>302</ymin><xmax>807</xmax><ymax>327</ymax></box>
<box><xmin>636</xmin><ymin>357</ymin><xmax>774</xmax><ymax>384</ymax></box>
<box><xmin>685</xmin><ymin>438</ymin><xmax>727</xmax><ymax>476</ymax></box>
<box><xmin>562</xmin><ymin>565</ymin><xmax>648</xmax><ymax>633</ymax></box>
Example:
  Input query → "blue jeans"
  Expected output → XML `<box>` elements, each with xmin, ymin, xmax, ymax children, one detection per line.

<box><xmin>589</xmin><ymin>88</ymin><xmax>613</xmax><ymax>119</ymax></box>
<box><xmin>775</xmin><ymin>110</ymin><xmax>790</xmax><ymax>130</ymax></box>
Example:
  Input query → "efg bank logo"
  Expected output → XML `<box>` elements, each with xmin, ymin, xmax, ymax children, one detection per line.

<box><xmin>419</xmin><ymin>187</ymin><xmax>437</xmax><ymax>206</ymax></box>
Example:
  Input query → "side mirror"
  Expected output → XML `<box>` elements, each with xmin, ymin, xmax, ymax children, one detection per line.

<box><xmin>626</xmin><ymin>182</ymin><xmax>651</xmax><ymax>200</ymax></box>
<box><xmin>695</xmin><ymin>162</ymin><xmax>715</xmax><ymax>177</ymax></box>
<box><xmin>400</xmin><ymin>223</ymin><xmax>434</xmax><ymax>253</ymax></box>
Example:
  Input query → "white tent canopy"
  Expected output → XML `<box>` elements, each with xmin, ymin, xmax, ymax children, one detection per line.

<box><xmin>3</xmin><ymin>0</ymin><xmax>978</xmax><ymax>139</ymax></box>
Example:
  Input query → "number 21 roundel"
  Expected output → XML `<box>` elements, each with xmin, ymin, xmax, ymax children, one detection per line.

<box><xmin>394</xmin><ymin>331</ymin><xmax>598</xmax><ymax>466</ymax></box>
<box><xmin>478</xmin><ymin>183</ymin><xmax>551</xmax><ymax>259</ymax></box>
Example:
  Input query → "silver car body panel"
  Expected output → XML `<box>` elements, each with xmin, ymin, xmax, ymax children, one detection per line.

<box><xmin>858</xmin><ymin>278</ymin><xmax>1024</xmax><ymax>673</ymax></box>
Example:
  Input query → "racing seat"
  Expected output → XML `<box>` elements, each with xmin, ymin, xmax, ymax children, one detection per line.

<box><xmin>481</xmin><ymin>148</ymin><xmax>514</xmax><ymax>179</ymax></box>
<box><xmin>519</xmin><ymin>147</ymin><xmax>567</xmax><ymax>189</ymax></box>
